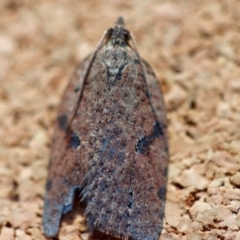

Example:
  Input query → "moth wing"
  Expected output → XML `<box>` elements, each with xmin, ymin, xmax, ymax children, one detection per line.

<box><xmin>79</xmin><ymin>50</ymin><xmax>168</xmax><ymax>240</ymax></box>
<box><xmin>125</xmin><ymin>60</ymin><xmax>169</xmax><ymax>240</ymax></box>
<box><xmin>123</xmin><ymin>60</ymin><xmax>169</xmax><ymax>239</ymax></box>
<box><xmin>43</xmin><ymin>55</ymin><xmax>92</xmax><ymax>237</ymax></box>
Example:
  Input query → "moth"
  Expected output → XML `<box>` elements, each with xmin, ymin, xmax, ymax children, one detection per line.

<box><xmin>43</xmin><ymin>17</ymin><xmax>168</xmax><ymax>240</ymax></box>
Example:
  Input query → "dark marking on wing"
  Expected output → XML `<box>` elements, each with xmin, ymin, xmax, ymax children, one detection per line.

<box><xmin>159</xmin><ymin>208</ymin><xmax>165</xmax><ymax>221</ymax></box>
<box><xmin>153</xmin><ymin>121</ymin><xmax>163</xmax><ymax>138</ymax></box>
<box><xmin>157</xmin><ymin>186</ymin><xmax>166</xmax><ymax>201</ymax></box>
<box><xmin>136</xmin><ymin>136</ymin><xmax>150</xmax><ymax>154</ymax></box>
<box><xmin>69</xmin><ymin>132</ymin><xmax>81</xmax><ymax>148</ymax></box>
<box><xmin>65</xmin><ymin>131</ymin><xmax>81</xmax><ymax>149</ymax></box>
<box><xmin>74</xmin><ymin>86</ymin><xmax>80</xmax><ymax>92</ymax></box>
<box><xmin>128</xmin><ymin>190</ymin><xmax>134</xmax><ymax>209</ymax></box>
<box><xmin>135</xmin><ymin>121</ymin><xmax>163</xmax><ymax>154</ymax></box>
<box><xmin>46</xmin><ymin>180</ymin><xmax>52</xmax><ymax>191</ymax></box>
<box><xmin>57</xmin><ymin>114</ymin><xmax>68</xmax><ymax>130</ymax></box>
<box><xmin>145</xmin><ymin>90</ymin><xmax>150</xmax><ymax>99</ymax></box>
<box><xmin>115</xmin><ymin>62</ymin><xmax>127</xmax><ymax>81</ymax></box>
<box><xmin>163</xmin><ymin>166</ymin><xmax>168</xmax><ymax>177</ymax></box>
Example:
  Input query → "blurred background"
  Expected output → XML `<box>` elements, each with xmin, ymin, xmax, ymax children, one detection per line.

<box><xmin>0</xmin><ymin>0</ymin><xmax>240</xmax><ymax>239</ymax></box>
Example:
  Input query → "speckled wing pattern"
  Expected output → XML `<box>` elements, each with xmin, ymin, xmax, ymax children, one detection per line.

<box><xmin>43</xmin><ymin>19</ymin><xmax>168</xmax><ymax>240</ymax></box>
<box><xmin>43</xmin><ymin>55</ymin><xmax>93</xmax><ymax>236</ymax></box>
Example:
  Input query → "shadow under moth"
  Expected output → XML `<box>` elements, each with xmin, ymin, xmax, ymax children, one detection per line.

<box><xmin>43</xmin><ymin>17</ymin><xmax>168</xmax><ymax>240</ymax></box>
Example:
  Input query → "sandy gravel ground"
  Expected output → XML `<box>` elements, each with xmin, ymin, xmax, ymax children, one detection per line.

<box><xmin>0</xmin><ymin>1</ymin><xmax>240</xmax><ymax>239</ymax></box>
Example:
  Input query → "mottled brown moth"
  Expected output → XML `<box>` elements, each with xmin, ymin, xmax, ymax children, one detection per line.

<box><xmin>43</xmin><ymin>17</ymin><xmax>168</xmax><ymax>240</ymax></box>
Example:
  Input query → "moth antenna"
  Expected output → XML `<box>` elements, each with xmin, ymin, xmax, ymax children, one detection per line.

<box><xmin>66</xmin><ymin>30</ymin><xmax>109</xmax><ymax>129</ymax></box>
<box><xmin>129</xmin><ymin>32</ymin><xmax>138</xmax><ymax>52</ymax></box>
<box><xmin>116</xmin><ymin>16</ymin><xmax>125</xmax><ymax>27</ymax></box>
<box><xmin>129</xmin><ymin>31</ymin><xmax>161</xmax><ymax>125</ymax></box>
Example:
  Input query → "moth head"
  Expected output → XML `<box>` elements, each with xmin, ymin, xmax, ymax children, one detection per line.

<box><xmin>115</xmin><ymin>16</ymin><xmax>125</xmax><ymax>27</ymax></box>
<box><xmin>107</xmin><ymin>17</ymin><xmax>131</xmax><ymax>46</ymax></box>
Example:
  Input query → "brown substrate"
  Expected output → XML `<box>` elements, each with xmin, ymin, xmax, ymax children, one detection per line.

<box><xmin>0</xmin><ymin>1</ymin><xmax>240</xmax><ymax>239</ymax></box>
